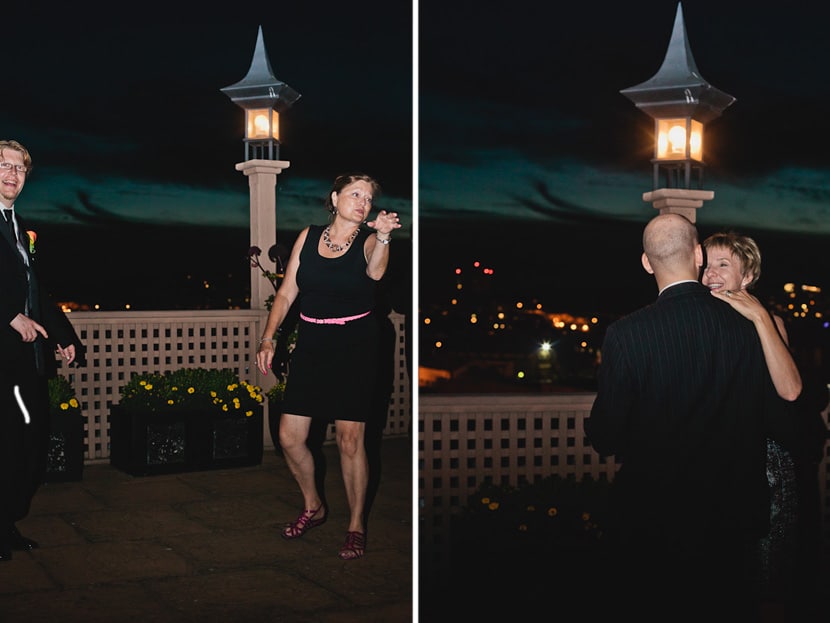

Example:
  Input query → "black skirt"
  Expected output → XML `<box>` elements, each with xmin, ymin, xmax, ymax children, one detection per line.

<box><xmin>281</xmin><ymin>313</ymin><xmax>379</xmax><ymax>423</ymax></box>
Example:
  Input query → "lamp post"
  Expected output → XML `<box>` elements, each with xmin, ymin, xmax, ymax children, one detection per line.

<box><xmin>621</xmin><ymin>3</ymin><xmax>735</xmax><ymax>222</ymax></box>
<box><xmin>221</xmin><ymin>25</ymin><xmax>301</xmax><ymax>311</ymax></box>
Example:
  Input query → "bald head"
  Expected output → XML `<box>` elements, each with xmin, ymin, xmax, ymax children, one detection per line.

<box><xmin>641</xmin><ymin>213</ymin><xmax>702</xmax><ymax>289</ymax></box>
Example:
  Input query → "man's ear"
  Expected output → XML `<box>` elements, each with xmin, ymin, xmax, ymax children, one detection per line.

<box><xmin>641</xmin><ymin>252</ymin><xmax>654</xmax><ymax>275</ymax></box>
<box><xmin>694</xmin><ymin>244</ymin><xmax>704</xmax><ymax>268</ymax></box>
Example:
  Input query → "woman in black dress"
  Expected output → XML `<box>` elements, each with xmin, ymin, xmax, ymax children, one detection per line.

<box><xmin>256</xmin><ymin>173</ymin><xmax>401</xmax><ymax>560</ymax></box>
<box><xmin>702</xmin><ymin>232</ymin><xmax>802</xmax><ymax>607</ymax></box>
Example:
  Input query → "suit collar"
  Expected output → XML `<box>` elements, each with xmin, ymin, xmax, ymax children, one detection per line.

<box><xmin>658</xmin><ymin>280</ymin><xmax>705</xmax><ymax>300</ymax></box>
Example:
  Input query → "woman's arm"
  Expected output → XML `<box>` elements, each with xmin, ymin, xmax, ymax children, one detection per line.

<box><xmin>711</xmin><ymin>288</ymin><xmax>802</xmax><ymax>401</ymax></box>
<box><xmin>256</xmin><ymin>228</ymin><xmax>307</xmax><ymax>375</ymax></box>
<box><xmin>364</xmin><ymin>210</ymin><xmax>401</xmax><ymax>281</ymax></box>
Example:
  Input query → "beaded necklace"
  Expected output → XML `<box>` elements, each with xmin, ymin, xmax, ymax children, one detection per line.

<box><xmin>323</xmin><ymin>225</ymin><xmax>359</xmax><ymax>252</ymax></box>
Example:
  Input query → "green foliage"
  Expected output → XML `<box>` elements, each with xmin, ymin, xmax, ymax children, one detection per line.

<box><xmin>266</xmin><ymin>379</ymin><xmax>286</xmax><ymax>402</ymax></box>
<box><xmin>118</xmin><ymin>368</ymin><xmax>264</xmax><ymax>417</ymax></box>
<box><xmin>262</xmin><ymin>326</ymin><xmax>297</xmax><ymax>402</ymax></box>
<box><xmin>48</xmin><ymin>376</ymin><xmax>82</xmax><ymax>416</ymax></box>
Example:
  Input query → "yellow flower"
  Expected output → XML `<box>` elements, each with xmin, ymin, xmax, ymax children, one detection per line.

<box><xmin>481</xmin><ymin>497</ymin><xmax>490</xmax><ymax>505</ymax></box>
<box><xmin>59</xmin><ymin>402</ymin><xmax>69</xmax><ymax>411</ymax></box>
<box><xmin>245</xmin><ymin>410</ymin><xmax>253</xmax><ymax>417</ymax></box>
<box><xmin>69</xmin><ymin>398</ymin><xmax>79</xmax><ymax>408</ymax></box>
<box><xmin>187</xmin><ymin>387</ymin><xmax>195</xmax><ymax>394</ymax></box>
<box><xmin>167</xmin><ymin>399</ymin><xmax>174</xmax><ymax>405</ymax></box>
<box><xmin>488</xmin><ymin>501</ymin><xmax>499</xmax><ymax>511</ymax></box>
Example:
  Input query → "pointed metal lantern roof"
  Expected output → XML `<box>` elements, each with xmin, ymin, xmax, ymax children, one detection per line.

<box><xmin>620</xmin><ymin>3</ymin><xmax>734</xmax><ymax>123</ymax></box>
<box><xmin>221</xmin><ymin>25</ymin><xmax>301</xmax><ymax>112</ymax></box>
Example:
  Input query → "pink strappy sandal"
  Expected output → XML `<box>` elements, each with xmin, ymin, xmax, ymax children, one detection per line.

<box><xmin>282</xmin><ymin>505</ymin><xmax>327</xmax><ymax>540</ymax></box>
<box><xmin>338</xmin><ymin>530</ymin><xmax>366</xmax><ymax>560</ymax></box>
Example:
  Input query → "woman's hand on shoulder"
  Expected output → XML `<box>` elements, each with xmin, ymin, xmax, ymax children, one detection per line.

<box><xmin>710</xmin><ymin>288</ymin><xmax>765</xmax><ymax>323</ymax></box>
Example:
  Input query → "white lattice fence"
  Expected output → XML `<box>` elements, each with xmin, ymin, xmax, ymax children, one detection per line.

<box><xmin>418</xmin><ymin>392</ymin><xmax>830</xmax><ymax>585</ymax></box>
<box><xmin>56</xmin><ymin>309</ymin><xmax>411</xmax><ymax>461</ymax></box>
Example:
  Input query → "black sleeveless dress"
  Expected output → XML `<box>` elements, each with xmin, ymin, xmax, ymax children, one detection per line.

<box><xmin>281</xmin><ymin>224</ymin><xmax>379</xmax><ymax>422</ymax></box>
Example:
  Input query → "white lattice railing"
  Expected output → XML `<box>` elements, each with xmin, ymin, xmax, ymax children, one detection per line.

<box><xmin>418</xmin><ymin>392</ymin><xmax>830</xmax><ymax>584</ymax></box>
<box><xmin>55</xmin><ymin>309</ymin><xmax>411</xmax><ymax>462</ymax></box>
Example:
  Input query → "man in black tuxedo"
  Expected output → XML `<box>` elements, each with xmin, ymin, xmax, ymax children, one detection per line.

<box><xmin>585</xmin><ymin>213</ymin><xmax>780</xmax><ymax>621</ymax></box>
<box><xmin>0</xmin><ymin>139</ymin><xmax>84</xmax><ymax>561</ymax></box>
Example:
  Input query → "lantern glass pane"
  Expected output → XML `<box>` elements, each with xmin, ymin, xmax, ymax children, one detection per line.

<box><xmin>245</xmin><ymin>109</ymin><xmax>280</xmax><ymax>140</ymax></box>
<box><xmin>656</xmin><ymin>118</ymin><xmax>703</xmax><ymax>162</ymax></box>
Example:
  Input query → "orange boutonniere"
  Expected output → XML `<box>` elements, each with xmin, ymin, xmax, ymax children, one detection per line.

<box><xmin>26</xmin><ymin>230</ymin><xmax>36</xmax><ymax>254</ymax></box>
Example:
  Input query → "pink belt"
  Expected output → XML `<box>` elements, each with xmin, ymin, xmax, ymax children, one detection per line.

<box><xmin>300</xmin><ymin>311</ymin><xmax>371</xmax><ymax>325</ymax></box>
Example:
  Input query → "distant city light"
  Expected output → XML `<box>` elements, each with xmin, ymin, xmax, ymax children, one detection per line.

<box><xmin>424</xmin><ymin>317</ymin><xmax>432</xmax><ymax>325</ymax></box>
<box><xmin>517</xmin><ymin>371</ymin><xmax>525</xmax><ymax>379</ymax></box>
<box><xmin>434</xmin><ymin>341</ymin><xmax>443</xmax><ymax>348</ymax></box>
<box><xmin>516</xmin><ymin>302</ymin><xmax>524</xmax><ymax>309</ymax></box>
<box><xmin>455</xmin><ymin>268</ymin><xmax>461</xmax><ymax>275</ymax></box>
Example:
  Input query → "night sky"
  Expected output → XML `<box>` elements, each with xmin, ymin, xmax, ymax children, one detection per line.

<box><xmin>4</xmin><ymin>3</ymin><xmax>830</xmax><ymax>317</ymax></box>
<box><xmin>3</xmin><ymin>4</ymin><xmax>412</xmax><ymax>309</ymax></box>
<box><xmin>419</xmin><ymin>1</ymin><xmax>830</xmax><ymax>315</ymax></box>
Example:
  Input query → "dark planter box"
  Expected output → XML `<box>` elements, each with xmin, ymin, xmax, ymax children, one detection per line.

<box><xmin>109</xmin><ymin>405</ymin><xmax>263</xmax><ymax>476</ymax></box>
<box><xmin>45</xmin><ymin>413</ymin><xmax>85</xmax><ymax>483</ymax></box>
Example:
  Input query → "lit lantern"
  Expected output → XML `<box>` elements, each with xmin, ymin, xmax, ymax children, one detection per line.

<box><xmin>221</xmin><ymin>25</ymin><xmax>301</xmax><ymax>161</ymax></box>
<box><xmin>621</xmin><ymin>4</ymin><xmax>734</xmax><ymax>190</ymax></box>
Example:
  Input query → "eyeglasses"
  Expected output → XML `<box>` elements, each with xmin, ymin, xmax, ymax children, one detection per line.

<box><xmin>0</xmin><ymin>162</ymin><xmax>28</xmax><ymax>174</ymax></box>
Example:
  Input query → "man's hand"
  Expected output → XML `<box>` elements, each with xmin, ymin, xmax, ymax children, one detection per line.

<box><xmin>9</xmin><ymin>313</ymin><xmax>48</xmax><ymax>343</ymax></box>
<box><xmin>56</xmin><ymin>343</ymin><xmax>76</xmax><ymax>364</ymax></box>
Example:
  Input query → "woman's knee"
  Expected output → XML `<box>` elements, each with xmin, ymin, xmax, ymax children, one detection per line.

<box><xmin>336</xmin><ymin>424</ymin><xmax>365</xmax><ymax>456</ymax></box>
<box><xmin>279</xmin><ymin>415</ymin><xmax>309</xmax><ymax>450</ymax></box>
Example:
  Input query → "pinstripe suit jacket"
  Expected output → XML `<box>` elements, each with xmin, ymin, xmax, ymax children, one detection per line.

<box><xmin>586</xmin><ymin>280</ymin><xmax>779</xmax><ymax>554</ymax></box>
